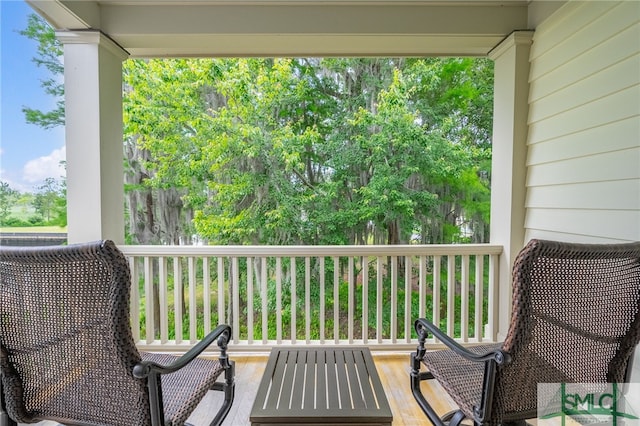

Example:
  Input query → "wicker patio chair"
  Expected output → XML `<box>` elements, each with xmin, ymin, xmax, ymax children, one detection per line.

<box><xmin>0</xmin><ymin>240</ymin><xmax>235</xmax><ymax>426</ymax></box>
<box><xmin>411</xmin><ymin>238</ymin><xmax>640</xmax><ymax>426</ymax></box>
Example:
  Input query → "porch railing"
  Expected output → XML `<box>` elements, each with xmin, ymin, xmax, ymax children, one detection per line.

<box><xmin>119</xmin><ymin>244</ymin><xmax>503</xmax><ymax>352</ymax></box>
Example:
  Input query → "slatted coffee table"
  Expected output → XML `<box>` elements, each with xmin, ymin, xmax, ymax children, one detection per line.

<box><xmin>250</xmin><ymin>347</ymin><xmax>393</xmax><ymax>425</ymax></box>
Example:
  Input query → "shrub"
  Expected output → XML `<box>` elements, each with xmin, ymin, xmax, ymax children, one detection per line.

<box><xmin>1</xmin><ymin>217</ymin><xmax>32</xmax><ymax>227</ymax></box>
<box><xmin>28</xmin><ymin>215</ymin><xmax>45</xmax><ymax>225</ymax></box>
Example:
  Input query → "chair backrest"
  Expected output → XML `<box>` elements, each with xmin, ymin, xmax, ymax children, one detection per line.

<box><xmin>493</xmin><ymin>239</ymin><xmax>640</xmax><ymax>421</ymax></box>
<box><xmin>0</xmin><ymin>240</ymin><xmax>152</xmax><ymax>425</ymax></box>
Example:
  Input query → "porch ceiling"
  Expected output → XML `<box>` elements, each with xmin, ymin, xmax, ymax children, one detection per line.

<box><xmin>26</xmin><ymin>0</ymin><xmax>530</xmax><ymax>57</ymax></box>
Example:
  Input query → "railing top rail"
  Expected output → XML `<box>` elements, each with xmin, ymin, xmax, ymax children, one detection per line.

<box><xmin>119</xmin><ymin>243</ymin><xmax>502</xmax><ymax>257</ymax></box>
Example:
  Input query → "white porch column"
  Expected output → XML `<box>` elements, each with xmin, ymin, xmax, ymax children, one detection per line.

<box><xmin>56</xmin><ymin>31</ymin><xmax>129</xmax><ymax>244</ymax></box>
<box><xmin>488</xmin><ymin>31</ymin><xmax>533</xmax><ymax>340</ymax></box>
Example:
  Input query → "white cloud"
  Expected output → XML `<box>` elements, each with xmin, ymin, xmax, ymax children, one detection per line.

<box><xmin>0</xmin><ymin>170</ymin><xmax>29</xmax><ymax>193</ymax></box>
<box><xmin>23</xmin><ymin>146</ymin><xmax>66</xmax><ymax>184</ymax></box>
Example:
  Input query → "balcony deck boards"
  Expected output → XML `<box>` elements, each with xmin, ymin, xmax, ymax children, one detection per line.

<box><xmin>189</xmin><ymin>353</ymin><xmax>454</xmax><ymax>425</ymax></box>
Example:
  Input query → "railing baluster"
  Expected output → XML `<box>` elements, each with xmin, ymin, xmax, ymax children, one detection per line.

<box><xmin>475</xmin><ymin>254</ymin><xmax>484</xmax><ymax>342</ymax></box>
<box><xmin>232</xmin><ymin>257</ymin><xmax>240</xmax><ymax>344</ymax></box>
<box><xmin>261</xmin><ymin>257</ymin><xmax>268</xmax><ymax>344</ymax></box>
<box><xmin>446</xmin><ymin>255</ymin><xmax>455</xmax><ymax>337</ymax></box>
<box><xmin>319</xmin><ymin>257</ymin><xmax>325</xmax><ymax>344</ymax></box>
<box><xmin>333</xmin><ymin>256</ymin><xmax>339</xmax><ymax>344</ymax></box>
<box><xmin>217</xmin><ymin>257</ymin><xmax>225</xmax><ymax>328</ymax></box>
<box><xmin>348</xmin><ymin>256</ymin><xmax>354</xmax><ymax>344</ymax></box>
<box><xmin>376</xmin><ymin>256</ymin><xmax>383</xmax><ymax>344</ymax></box>
<box><xmin>129</xmin><ymin>257</ymin><xmax>140</xmax><ymax>342</ymax></box>
<box><xmin>418</xmin><ymin>255</ymin><xmax>426</xmax><ymax>320</ymax></box>
<box><xmin>488</xmin><ymin>254</ymin><xmax>499</xmax><ymax>341</ymax></box>
<box><xmin>404</xmin><ymin>256</ymin><xmax>412</xmax><ymax>343</ymax></box>
<box><xmin>188</xmin><ymin>257</ymin><xmax>197</xmax><ymax>343</ymax></box>
<box><xmin>461</xmin><ymin>255</ymin><xmax>469</xmax><ymax>342</ymax></box>
<box><xmin>305</xmin><ymin>257</ymin><xmax>311</xmax><ymax>344</ymax></box>
<box><xmin>276</xmin><ymin>257</ymin><xmax>282</xmax><ymax>344</ymax></box>
<box><xmin>432</xmin><ymin>255</ymin><xmax>440</xmax><ymax>341</ymax></box>
<box><xmin>362</xmin><ymin>256</ymin><xmax>368</xmax><ymax>344</ymax></box>
<box><xmin>159</xmin><ymin>256</ymin><xmax>168</xmax><ymax>344</ymax></box>
<box><xmin>290</xmin><ymin>257</ymin><xmax>296</xmax><ymax>344</ymax></box>
<box><xmin>203</xmin><ymin>257</ymin><xmax>211</xmax><ymax>335</ymax></box>
<box><xmin>144</xmin><ymin>256</ymin><xmax>154</xmax><ymax>344</ymax></box>
<box><xmin>173</xmin><ymin>257</ymin><xmax>182</xmax><ymax>344</ymax></box>
<box><xmin>391</xmin><ymin>256</ymin><xmax>397</xmax><ymax>343</ymax></box>
<box><xmin>247</xmin><ymin>257</ymin><xmax>254</xmax><ymax>344</ymax></box>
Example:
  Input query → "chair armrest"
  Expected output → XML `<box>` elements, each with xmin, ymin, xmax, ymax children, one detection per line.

<box><xmin>133</xmin><ymin>324</ymin><xmax>232</xmax><ymax>378</ymax></box>
<box><xmin>414</xmin><ymin>318</ymin><xmax>509</xmax><ymax>365</ymax></box>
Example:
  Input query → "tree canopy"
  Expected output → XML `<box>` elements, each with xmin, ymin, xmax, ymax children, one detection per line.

<box><xmin>123</xmin><ymin>57</ymin><xmax>493</xmax><ymax>245</ymax></box>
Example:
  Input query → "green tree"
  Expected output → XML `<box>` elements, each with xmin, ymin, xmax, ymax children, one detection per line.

<box><xmin>0</xmin><ymin>182</ymin><xmax>19</xmax><ymax>225</ymax></box>
<box><xmin>19</xmin><ymin>14</ymin><xmax>64</xmax><ymax>129</ymax></box>
<box><xmin>51</xmin><ymin>179</ymin><xmax>67</xmax><ymax>227</ymax></box>
<box><xmin>189</xmin><ymin>59</ymin><xmax>326</xmax><ymax>244</ymax></box>
<box><xmin>151</xmin><ymin>57</ymin><xmax>494</xmax><ymax>245</ymax></box>
<box><xmin>32</xmin><ymin>177</ymin><xmax>64</xmax><ymax>223</ymax></box>
<box><xmin>407</xmin><ymin>58</ymin><xmax>493</xmax><ymax>243</ymax></box>
<box><xmin>18</xmin><ymin>15</ymin><xmax>67</xmax><ymax>229</ymax></box>
<box><xmin>122</xmin><ymin>59</ymin><xmax>211</xmax><ymax>244</ymax></box>
<box><xmin>343</xmin><ymin>69</ymin><xmax>456</xmax><ymax>244</ymax></box>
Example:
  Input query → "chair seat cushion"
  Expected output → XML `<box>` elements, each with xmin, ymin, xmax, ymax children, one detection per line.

<box><xmin>421</xmin><ymin>343</ymin><xmax>502</xmax><ymax>420</ymax></box>
<box><xmin>422</xmin><ymin>344</ymin><xmax>573</xmax><ymax>424</ymax></box>
<box><xmin>141</xmin><ymin>352</ymin><xmax>224</xmax><ymax>426</ymax></box>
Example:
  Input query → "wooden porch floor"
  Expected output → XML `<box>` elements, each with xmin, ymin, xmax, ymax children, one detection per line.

<box><xmin>189</xmin><ymin>352</ymin><xmax>456</xmax><ymax>426</ymax></box>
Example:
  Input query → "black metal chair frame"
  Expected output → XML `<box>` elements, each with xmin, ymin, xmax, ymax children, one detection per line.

<box><xmin>0</xmin><ymin>326</ymin><xmax>235</xmax><ymax>426</ymax></box>
<box><xmin>410</xmin><ymin>239</ymin><xmax>640</xmax><ymax>426</ymax></box>
<box><xmin>0</xmin><ymin>240</ymin><xmax>235</xmax><ymax>426</ymax></box>
<box><xmin>133</xmin><ymin>324</ymin><xmax>236</xmax><ymax>426</ymax></box>
<box><xmin>411</xmin><ymin>321</ymin><xmax>637</xmax><ymax>426</ymax></box>
<box><xmin>411</xmin><ymin>319</ymin><xmax>512</xmax><ymax>426</ymax></box>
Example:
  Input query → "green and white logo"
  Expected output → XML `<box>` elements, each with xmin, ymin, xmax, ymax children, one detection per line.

<box><xmin>538</xmin><ymin>383</ymin><xmax>640</xmax><ymax>425</ymax></box>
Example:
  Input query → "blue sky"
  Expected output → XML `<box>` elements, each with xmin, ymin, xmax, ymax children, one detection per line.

<box><xmin>1</xmin><ymin>0</ymin><xmax>65</xmax><ymax>193</ymax></box>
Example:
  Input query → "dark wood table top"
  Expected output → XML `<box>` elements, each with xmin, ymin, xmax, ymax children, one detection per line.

<box><xmin>250</xmin><ymin>346</ymin><xmax>393</xmax><ymax>425</ymax></box>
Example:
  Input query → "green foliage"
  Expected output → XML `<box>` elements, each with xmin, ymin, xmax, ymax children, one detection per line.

<box><xmin>0</xmin><ymin>182</ymin><xmax>19</xmax><ymax>225</ymax></box>
<box><xmin>28</xmin><ymin>215</ymin><xmax>45</xmax><ymax>225</ymax></box>
<box><xmin>1</xmin><ymin>217</ymin><xmax>32</xmax><ymax>227</ymax></box>
<box><xmin>32</xmin><ymin>177</ymin><xmax>66</xmax><ymax>225</ymax></box>
<box><xmin>20</xmin><ymin>14</ymin><xmax>64</xmax><ymax>129</ymax></box>
<box><xmin>0</xmin><ymin>181</ymin><xmax>65</xmax><ymax>228</ymax></box>
<box><xmin>124</xmin><ymin>57</ymin><xmax>494</xmax><ymax>245</ymax></box>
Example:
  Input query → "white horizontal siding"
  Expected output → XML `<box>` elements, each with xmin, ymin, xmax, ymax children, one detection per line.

<box><xmin>527</xmin><ymin>148</ymin><xmax>640</xmax><ymax>186</ymax></box>
<box><xmin>528</xmin><ymin>1</ymin><xmax>626</xmax><ymax>63</ymax></box>
<box><xmin>527</xmin><ymin>180</ymin><xmax>640</xmax><ymax>211</ymax></box>
<box><xmin>525</xmin><ymin>208</ymin><xmax>640</xmax><ymax>242</ymax></box>
<box><xmin>524</xmin><ymin>0</ymin><xmax>640</xmax><ymax>243</ymax></box>
<box><xmin>529</xmin><ymin>21</ymin><xmax>639</xmax><ymax>104</ymax></box>
<box><xmin>528</xmin><ymin>55</ymin><xmax>640</xmax><ymax>124</ymax></box>
<box><xmin>527</xmin><ymin>118</ymin><xmax>639</xmax><ymax>165</ymax></box>
<box><xmin>528</xmin><ymin>84</ymin><xmax>639</xmax><ymax>144</ymax></box>
<box><xmin>529</xmin><ymin>2</ymin><xmax>638</xmax><ymax>84</ymax></box>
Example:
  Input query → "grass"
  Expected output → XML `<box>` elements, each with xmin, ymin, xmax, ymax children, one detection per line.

<box><xmin>0</xmin><ymin>226</ymin><xmax>67</xmax><ymax>233</ymax></box>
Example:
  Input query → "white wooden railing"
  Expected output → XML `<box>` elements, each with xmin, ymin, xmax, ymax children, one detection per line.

<box><xmin>119</xmin><ymin>244</ymin><xmax>502</xmax><ymax>352</ymax></box>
